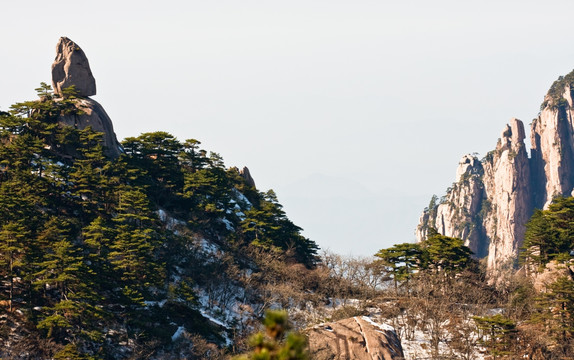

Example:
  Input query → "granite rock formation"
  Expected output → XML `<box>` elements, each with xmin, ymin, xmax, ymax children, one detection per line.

<box><xmin>531</xmin><ymin>82</ymin><xmax>574</xmax><ymax>208</ymax></box>
<box><xmin>51</xmin><ymin>37</ymin><xmax>122</xmax><ymax>158</ymax></box>
<box><xmin>52</xmin><ymin>37</ymin><xmax>96</xmax><ymax>97</ymax></box>
<box><xmin>416</xmin><ymin>154</ymin><xmax>486</xmax><ymax>257</ymax></box>
<box><xmin>417</xmin><ymin>70</ymin><xmax>574</xmax><ymax>274</ymax></box>
<box><xmin>482</xmin><ymin>118</ymin><xmax>532</xmax><ymax>271</ymax></box>
<box><xmin>306</xmin><ymin>316</ymin><xmax>404</xmax><ymax>360</ymax></box>
<box><xmin>57</xmin><ymin>98</ymin><xmax>122</xmax><ymax>158</ymax></box>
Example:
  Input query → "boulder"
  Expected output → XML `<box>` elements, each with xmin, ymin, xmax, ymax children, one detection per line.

<box><xmin>306</xmin><ymin>316</ymin><xmax>404</xmax><ymax>360</ymax></box>
<box><xmin>51</xmin><ymin>37</ymin><xmax>96</xmax><ymax>97</ymax></box>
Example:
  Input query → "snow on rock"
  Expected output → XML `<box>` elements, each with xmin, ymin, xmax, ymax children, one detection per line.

<box><xmin>199</xmin><ymin>310</ymin><xmax>227</xmax><ymax>328</ymax></box>
<box><xmin>198</xmin><ymin>238</ymin><xmax>220</xmax><ymax>256</ymax></box>
<box><xmin>156</xmin><ymin>209</ymin><xmax>186</xmax><ymax>231</ymax></box>
<box><xmin>361</xmin><ymin>316</ymin><xmax>396</xmax><ymax>332</ymax></box>
<box><xmin>220</xmin><ymin>218</ymin><xmax>235</xmax><ymax>231</ymax></box>
<box><xmin>231</xmin><ymin>188</ymin><xmax>252</xmax><ymax>210</ymax></box>
<box><xmin>171</xmin><ymin>326</ymin><xmax>186</xmax><ymax>342</ymax></box>
<box><xmin>144</xmin><ymin>300</ymin><xmax>167</xmax><ymax>308</ymax></box>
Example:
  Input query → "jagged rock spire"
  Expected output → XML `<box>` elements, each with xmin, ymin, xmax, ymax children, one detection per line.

<box><xmin>51</xmin><ymin>37</ymin><xmax>96</xmax><ymax>97</ymax></box>
<box><xmin>240</xmin><ymin>167</ymin><xmax>256</xmax><ymax>188</ymax></box>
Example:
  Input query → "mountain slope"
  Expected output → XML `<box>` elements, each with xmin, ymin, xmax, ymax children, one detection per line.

<box><xmin>0</xmin><ymin>38</ymin><xmax>319</xmax><ymax>360</ymax></box>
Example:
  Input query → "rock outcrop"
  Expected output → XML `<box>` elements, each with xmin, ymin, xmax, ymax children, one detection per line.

<box><xmin>417</xmin><ymin>70</ymin><xmax>574</xmax><ymax>274</ymax></box>
<box><xmin>416</xmin><ymin>154</ymin><xmax>486</xmax><ymax>257</ymax></box>
<box><xmin>307</xmin><ymin>316</ymin><xmax>404</xmax><ymax>360</ymax></box>
<box><xmin>240</xmin><ymin>166</ymin><xmax>256</xmax><ymax>188</ymax></box>
<box><xmin>51</xmin><ymin>37</ymin><xmax>122</xmax><ymax>158</ymax></box>
<box><xmin>52</xmin><ymin>37</ymin><xmax>96</xmax><ymax>97</ymax></box>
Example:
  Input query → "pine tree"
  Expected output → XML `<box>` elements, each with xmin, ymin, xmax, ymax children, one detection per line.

<box><xmin>533</xmin><ymin>276</ymin><xmax>574</xmax><ymax>343</ymax></box>
<box><xmin>521</xmin><ymin>209</ymin><xmax>556</xmax><ymax>270</ymax></box>
<box><xmin>33</xmin><ymin>218</ymin><xmax>106</xmax><ymax>348</ymax></box>
<box><xmin>0</xmin><ymin>221</ymin><xmax>29</xmax><ymax>311</ymax></box>
<box><xmin>421</xmin><ymin>233</ymin><xmax>473</xmax><ymax>274</ymax></box>
<box><xmin>180</xmin><ymin>138</ymin><xmax>206</xmax><ymax>172</ymax></box>
<box><xmin>69</xmin><ymin>127</ymin><xmax>110</xmax><ymax>216</ymax></box>
<box><xmin>375</xmin><ymin>242</ymin><xmax>421</xmax><ymax>291</ymax></box>
<box><xmin>109</xmin><ymin>189</ymin><xmax>163</xmax><ymax>305</ymax></box>
<box><xmin>473</xmin><ymin>314</ymin><xmax>517</xmax><ymax>359</ymax></box>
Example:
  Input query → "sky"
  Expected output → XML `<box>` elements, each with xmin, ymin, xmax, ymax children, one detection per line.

<box><xmin>3</xmin><ymin>0</ymin><xmax>574</xmax><ymax>257</ymax></box>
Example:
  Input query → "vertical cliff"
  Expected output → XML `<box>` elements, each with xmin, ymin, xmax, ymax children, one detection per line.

<box><xmin>417</xmin><ymin>70</ymin><xmax>574</xmax><ymax>274</ymax></box>
<box><xmin>531</xmin><ymin>81</ymin><xmax>574</xmax><ymax>208</ymax></box>
<box><xmin>481</xmin><ymin>119</ymin><xmax>532</xmax><ymax>271</ymax></box>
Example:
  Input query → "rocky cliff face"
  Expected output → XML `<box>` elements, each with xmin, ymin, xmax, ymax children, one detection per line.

<box><xmin>51</xmin><ymin>37</ymin><xmax>122</xmax><ymax>158</ymax></box>
<box><xmin>416</xmin><ymin>154</ymin><xmax>487</xmax><ymax>257</ymax></box>
<box><xmin>417</xmin><ymin>71</ymin><xmax>574</xmax><ymax>274</ymax></box>
<box><xmin>482</xmin><ymin>119</ymin><xmax>532</xmax><ymax>271</ymax></box>
<box><xmin>531</xmin><ymin>83</ymin><xmax>574</xmax><ymax>208</ymax></box>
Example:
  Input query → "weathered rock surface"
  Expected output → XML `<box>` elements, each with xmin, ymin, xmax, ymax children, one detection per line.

<box><xmin>52</xmin><ymin>37</ymin><xmax>96</xmax><ymax>97</ymax></box>
<box><xmin>57</xmin><ymin>98</ymin><xmax>122</xmax><ymax>159</ymax></box>
<box><xmin>417</xmin><ymin>70</ymin><xmax>574</xmax><ymax>275</ymax></box>
<box><xmin>50</xmin><ymin>37</ymin><xmax>122</xmax><ymax>158</ymax></box>
<box><xmin>307</xmin><ymin>316</ymin><xmax>404</xmax><ymax>360</ymax></box>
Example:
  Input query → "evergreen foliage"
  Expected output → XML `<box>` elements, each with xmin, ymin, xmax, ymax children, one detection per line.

<box><xmin>235</xmin><ymin>310</ymin><xmax>308</xmax><ymax>360</ymax></box>
<box><xmin>375</xmin><ymin>229</ymin><xmax>473</xmax><ymax>292</ymax></box>
<box><xmin>521</xmin><ymin>196</ymin><xmax>574</xmax><ymax>270</ymax></box>
<box><xmin>542</xmin><ymin>69</ymin><xmax>574</xmax><ymax>109</ymax></box>
<box><xmin>374</xmin><ymin>242</ymin><xmax>421</xmax><ymax>290</ymax></box>
<box><xmin>472</xmin><ymin>314</ymin><xmax>517</xmax><ymax>359</ymax></box>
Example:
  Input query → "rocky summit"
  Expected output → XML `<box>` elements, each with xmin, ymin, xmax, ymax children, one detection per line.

<box><xmin>417</xmin><ymin>70</ymin><xmax>574</xmax><ymax>274</ymax></box>
<box><xmin>51</xmin><ymin>37</ymin><xmax>122</xmax><ymax>158</ymax></box>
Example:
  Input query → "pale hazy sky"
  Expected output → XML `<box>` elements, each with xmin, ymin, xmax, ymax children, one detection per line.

<box><xmin>3</xmin><ymin>0</ymin><xmax>574</xmax><ymax>257</ymax></box>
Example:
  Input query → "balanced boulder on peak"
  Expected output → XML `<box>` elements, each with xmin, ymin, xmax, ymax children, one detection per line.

<box><xmin>51</xmin><ymin>37</ymin><xmax>96</xmax><ymax>97</ymax></box>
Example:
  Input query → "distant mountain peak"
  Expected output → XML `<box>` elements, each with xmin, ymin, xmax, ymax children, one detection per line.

<box><xmin>417</xmin><ymin>71</ymin><xmax>574</xmax><ymax>275</ymax></box>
